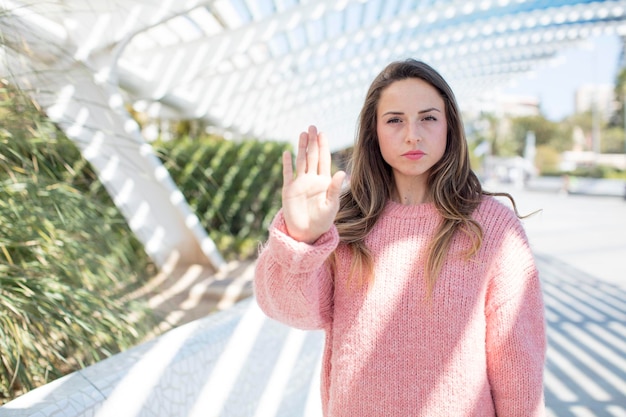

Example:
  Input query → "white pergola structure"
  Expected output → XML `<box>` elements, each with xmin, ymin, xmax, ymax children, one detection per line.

<box><xmin>1</xmin><ymin>0</ymin><xmax>625</xmax><ymax>270</ymax></box>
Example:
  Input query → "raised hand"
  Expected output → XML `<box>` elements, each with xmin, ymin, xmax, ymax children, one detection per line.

<box><xmin>282</xmin><ymin>125</ymin><xmax>346</xmax><ymax>244</ymax></box>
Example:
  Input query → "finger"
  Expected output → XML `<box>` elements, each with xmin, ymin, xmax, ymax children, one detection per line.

<box><xmin>327</xmin><ymin>170</ymin><xmax>347</xmax><ymax>203</ymax></box>
<box><xmin>305</xmin><ymin>125</ymin><xmax>319</xmax><ymax>174</ymax></box>
<box><xmin>282</xmin><ymin>150</ymin><xmax>293</xmax><ymax>187</ymax></box>
<box><xmin>295</xmin><ymin>131</ymin><xmax>308</xmax><ymax>175</ymax></box>
<box><xmin>317</xmin><ymin>131</ymin><xmax>331</xmax><ymax>177</ymax></box>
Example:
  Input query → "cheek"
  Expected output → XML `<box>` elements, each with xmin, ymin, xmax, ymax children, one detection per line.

<box><xmin>435</xmin><ymin>125</ymin><xmax>448</xmax><ymax>151</ymax></box>
<box><xmin>376</xmin><ymin>123</ymin><xmax>386</xmax><ymax>144</ymax></box>
<box><xmin>376</xmin><ymin>126</ymin><xmax>391</xmax><ymax>156</ymax></box>
<box><xmin>427</xmin><ymin>126</ymin><xmax>448</xmax><ymax>163</ymax></box>
<box><xmin>440</xmin><ymin>128</ymin><xmax>448</xmax><ymax>147</ymax></box>
<box><xmin>377</xmin><ymin>140</ymin><xmax>390</xmax><ymax>163</ymax></box>
<box><xmin>378</xmin><ymin>137</ymin><xmax>399</xmax><ymax>168</ymax></box>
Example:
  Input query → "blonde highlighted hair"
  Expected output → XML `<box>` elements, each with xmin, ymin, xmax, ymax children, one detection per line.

<box><xmin>333</xmin><ymin>59</ymin><xmax>514</xmax><ymax>294</ymax></box>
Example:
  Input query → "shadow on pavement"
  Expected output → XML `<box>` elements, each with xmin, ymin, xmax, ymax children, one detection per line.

<box><xmin>536</xmin><ymin>254</ymin><xmax>626</xmax><ymax>416</ymax></box>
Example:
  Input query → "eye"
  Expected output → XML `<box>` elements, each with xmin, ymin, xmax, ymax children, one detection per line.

<box><xmin>386</xmin><ymin>117</ymin><xmax>402</xmax><ymax>124</ymax></box>
<box><xmin>422</xmin><ymin>115</ymin><xmax>437</xmax><ymax>121</ymax></box>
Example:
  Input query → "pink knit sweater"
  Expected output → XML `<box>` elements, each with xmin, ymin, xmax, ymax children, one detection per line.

<box><xmin>254</xmin><ymin>196</ymin><xmax>546</xmax><ymax>416</ymax></box>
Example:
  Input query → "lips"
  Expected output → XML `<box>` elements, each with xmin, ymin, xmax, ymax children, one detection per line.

<box><xmin>402</xmin><ymin>150</ymin><xmax>425</xmax><ymax>160</ymax></box>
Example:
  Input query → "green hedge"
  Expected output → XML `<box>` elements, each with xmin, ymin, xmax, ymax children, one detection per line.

<box><xmin>154</xmin><ymin>135</ymin><xmax>289</xmax><ymax>260</ymax></box>
<box><xmin>0</xmin><ymin>84</ymin><xmax>156</xmax><ymax>404</ymax></box>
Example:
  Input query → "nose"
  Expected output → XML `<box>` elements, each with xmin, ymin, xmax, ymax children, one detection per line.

<box><xmin>406</xmin><ymin>120</ymin><xmax>422</xmax><ymax>143</ymax></box>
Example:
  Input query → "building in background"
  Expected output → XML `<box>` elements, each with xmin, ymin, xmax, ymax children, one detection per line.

<box><xmin>575</xmin><ymin>83</ymin><xmax>616</xmax><ymax>121</ymax></box>
<box><xmin>498</xmin><ymin>94</ymin><xmax>542</xmax><ymax>118</ymax></box>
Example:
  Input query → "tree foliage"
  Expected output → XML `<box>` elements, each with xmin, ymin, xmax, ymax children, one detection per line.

<box><xmin>609</xmin><ymin>67</ymin><xmax>626</xmax><ymax>128</ymax></box>
<box><xmin>507</xmin><ymin>115</ymin><xmax>572</xmax><ymax>154</ymax></box>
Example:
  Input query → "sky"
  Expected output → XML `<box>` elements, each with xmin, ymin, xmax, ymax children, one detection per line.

<box><xmin>502</xmin><ymin>34</ymin><xmax>622</xmax><ymax>121</ymax></box>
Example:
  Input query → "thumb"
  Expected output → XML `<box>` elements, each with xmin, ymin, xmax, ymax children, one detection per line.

<box><xmin>327</xmin><ymin>170</ymin><xmax>347</xmax><ymax>203</ymax></box>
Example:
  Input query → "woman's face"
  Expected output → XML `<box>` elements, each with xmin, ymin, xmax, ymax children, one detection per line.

<box><xmin>376</xmin><ymin>78</ymin><xmax>447</xmax><ymax>192</ymax></box>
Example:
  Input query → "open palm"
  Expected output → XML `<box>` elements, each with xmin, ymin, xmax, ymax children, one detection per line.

<box><xmin>282</xmin><ymin>126</ymin><xmax>346</xmax><ymax>244</ymax></box>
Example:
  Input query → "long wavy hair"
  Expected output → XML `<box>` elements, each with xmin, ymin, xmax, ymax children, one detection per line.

<box><xmin>333</xmin><ymin>59</ymin><xmax>509</xmax><ymax>294</ymax></box>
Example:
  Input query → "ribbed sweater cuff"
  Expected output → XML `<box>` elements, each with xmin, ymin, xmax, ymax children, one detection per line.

<box><xmin>266</xmin><ymin>210</ymin><xmax>339</xmax><ymax>273</ymax></box>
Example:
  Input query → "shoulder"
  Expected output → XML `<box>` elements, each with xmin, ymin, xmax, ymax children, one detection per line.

<box><xmin>474</xmin><ymin>194</ymin><xmax>522</xmax><ymax>230</ymax></box>
<box><xmin>477</xmin><ymin>195</ymin><xmax>540</xmax><ymax>315</ymax></box>
<box><xmin>473</xmin><ymin>194</ymin><xmax>531</xmax><ymax>250</ymax></box>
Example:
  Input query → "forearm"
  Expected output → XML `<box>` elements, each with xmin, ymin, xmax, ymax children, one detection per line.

<box><xmin>254</xmin><ymin>211</ymin><xmax>338</xmax><ymax>330</ymax></box>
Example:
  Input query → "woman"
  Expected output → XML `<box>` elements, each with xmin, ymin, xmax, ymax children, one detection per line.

<box><xmin>254</xmin><ymin>59</ymin><xmax>546</xmax><ymax>416</ymax></box>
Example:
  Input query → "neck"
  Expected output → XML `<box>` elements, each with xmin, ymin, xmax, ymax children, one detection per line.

<box><xmin>392</xmin><ymin>187</ymin><xmax>430</xmax><ymax>205</ymax></box>
<box><xmin>392</xmin><ymin>175</ymin><xmax>430</xmax><ymax>205</ymax></box>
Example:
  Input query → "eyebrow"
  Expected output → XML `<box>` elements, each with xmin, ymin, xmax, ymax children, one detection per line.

<box><xmin>381</xmin><ymin>108</ymin><xmax>442</xmax><ymax>116</ymax></box>
<box><xmin>418</xmin><ymin>107</ymin><xmax>441</xmax><ymax>114</ymax></box>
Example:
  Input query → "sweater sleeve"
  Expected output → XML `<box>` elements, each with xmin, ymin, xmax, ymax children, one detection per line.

<box><xmin>484</xmin><ymin>210</ymin><xmax>547</xmax><ymax>416</ymax></box>
<box><xmin>253</xmin><ymin>210</ymin><xmax>338</xmax><ymax>330</ymax></box>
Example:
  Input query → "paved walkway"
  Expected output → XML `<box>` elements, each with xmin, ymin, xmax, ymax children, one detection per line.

<box><xmin>499</xmin><ymin>186</ymin><xmax>626</xmax><ymax>416</ymax></box>
<box><xmin>133</xmin><ymin>258</ymin><xmax>255</xmax><ymax>337</ymax></box>
<box><xmin>538</xmin><ymin>254</ymin><xmax>626</xmax><ymax>416</ymax></box>
<box><xmin>508</xmin><ymin>186</ymin><xmax>626</xmax><ymax>286</ymax></box>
